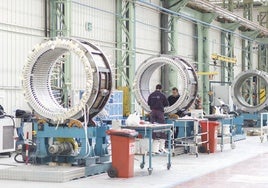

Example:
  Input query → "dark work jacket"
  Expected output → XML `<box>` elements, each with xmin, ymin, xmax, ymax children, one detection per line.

<box><xmin>168</xmin><ymin>95</ymin><xmax>180</xmax><ymax>106</ymax></box>
<box><xmin>147</xmin><ymin>90</ymin><xmax>169</xmax><ymax>112</ymax></box>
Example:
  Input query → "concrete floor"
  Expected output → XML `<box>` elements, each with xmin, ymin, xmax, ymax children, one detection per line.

<box><xmin>0</xmin><ymin>136</ymin><xmax>268</xmax><ymax>188</ymax></box>
<box><xmin>177</xmin><ymin>153</ymin><xmax>268</xmax><ymax>188</ymax></box>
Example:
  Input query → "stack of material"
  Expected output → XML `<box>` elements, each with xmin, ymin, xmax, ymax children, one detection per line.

<box><xmin>247</xmin><ymin>129</ymin><xmax>261</xmax><ymax>136</ymax></box>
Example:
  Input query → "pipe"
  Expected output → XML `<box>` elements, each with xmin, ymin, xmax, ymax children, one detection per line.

<box><xmin>45</xmin><ymin>0</ymin><xmax>48</xmax><ymax>37</ymax></box>
<box><xmin>189</xmin><ymin>0</ymin><xmax>268</xmax><ymax>35</ymax></box>
<box><xmin>160</xmin><ymin>0</ymin><xmax>170</xmax><ymax>95</ymax></box>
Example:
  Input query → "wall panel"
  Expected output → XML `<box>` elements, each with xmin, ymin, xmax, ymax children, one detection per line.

<box><xmin>0</xmin><ymin>0</ymin><xmax>44</xmax><ymax>114</ymax></box>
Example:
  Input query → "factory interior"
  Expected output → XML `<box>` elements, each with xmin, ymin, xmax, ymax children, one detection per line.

<box><xmin>1</xmin><ymin>0</ymin><xmax>268</xmax><ymax>187</ymax></box>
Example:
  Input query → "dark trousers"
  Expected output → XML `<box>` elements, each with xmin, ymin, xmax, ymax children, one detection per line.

<box><xmin>150</xmin><ymin>110</ymin><xmax>166</xmax><ymax>139</ymax></box>
<box><xmin>150</xmin><ymin>109</ymin><xmax>165</xmax><ymax>124</ymax></box>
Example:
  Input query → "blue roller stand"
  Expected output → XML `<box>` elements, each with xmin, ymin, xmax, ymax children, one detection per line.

<box><xmin>34</xmin><ymin>120</ymin><xmax>111</xmax><ymax>176</ymax></box>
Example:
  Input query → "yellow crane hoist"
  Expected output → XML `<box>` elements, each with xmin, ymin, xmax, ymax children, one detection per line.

<box><xmin>211</xmin><ymin>53</ymin><xmax>237</xmax><ymax>64</ymax></box>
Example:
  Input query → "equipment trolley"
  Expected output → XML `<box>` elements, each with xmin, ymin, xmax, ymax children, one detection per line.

<box><xmin>124</xmin><ymin>124</ymin><xmax>172</xmax><ymax>175</ymax></box>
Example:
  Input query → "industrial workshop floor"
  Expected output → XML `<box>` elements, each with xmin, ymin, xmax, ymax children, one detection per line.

<box><xmin>0</xmin><ymin>136</ymin><xmax>268</xmax><ymax>188</ymax></box>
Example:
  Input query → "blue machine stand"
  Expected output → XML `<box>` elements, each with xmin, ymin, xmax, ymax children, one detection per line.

<box><xmin>232</xmin><ymin>112</ymin><xmax>268</xmax><ymax>141</ymax></box>
<box><xmin>34</xmin><ymin>120</ymin><xmax>111</xmax><ymax>177</ymax></box>
<box><xmin>238</xmin><ymin>113</ymin><xmax>268</xmax><ymax>127</ymax></box>
<box><xmin>232</xmin><ymin>115</ymin><xmax>246</xmax><ymax>141</ymax></box>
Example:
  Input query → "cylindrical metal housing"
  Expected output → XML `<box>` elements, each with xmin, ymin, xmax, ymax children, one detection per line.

<box><xmin>231</xmin><ymin>70</ymin><xmax>268</xmax><ymax>113</ymax></box>
<box><xmin>133</xmin><ymin>55</ymin><xmax>198</xmax><ymax>113</ymax></box>
<box><xmin>22</xmin><ymin>38</ymin><xmax>112</xmax><ymax>122</ymax></box>
<box><xmin>48</xmin><ymin>142</ymin><xmax>73</xmax><ymax>155</ymax></box>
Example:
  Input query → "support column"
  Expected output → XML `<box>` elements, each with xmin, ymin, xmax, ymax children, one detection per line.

<box><xmin>116</xmin><ymin>0</ymin><xmax>136</xmax><ymax>115</ymax></box>
<box><xmin>161</xmin><ymin>0</ymin><xmax>188</xmax><ymax>95</ymax></box>
<box><xmin>241</xmin><ymin>31</ymin><xmax>259</xmax><ymax>105</ymax></box>
<box><xmin>258</xmin><ymin>43</ymin><xmax>268</xmax><ymax>72</ymax></box>
<box><xmin>258</xmin><ymin>6</ymin><xmax>268</xmax><ymax>72</ymax></box>
<box><xmin>196</xmin><ymin>24</ymin><xmax>209</xmax><ymax>114</ymax></box>
<box><xmin>220</xmin><ymin>1</ymin><xmax>236</xmax><ymax>83</ymax></box>
<box><xmin>49</xmin><ymin>0</ymin><xmax>71</xmax><ymax>107</ymax></box>
<box><xmin>50</xmin><ymin>0</ymin><xmax>71</xmax><ymax>37</ymax></box>
<box><xmin>241</xmin><ymin>35</ymin><xmax>254</xmax><ymax>71</ymax></box>
<box><xmin>220</xmin><ymin>23</ymin><xmax>238</xmax><ymax>82</ymax></box>
<box><xmin>240</xmin><ymin>0</ymin><xmax>254</xmax><ymax>105</ymax></box>
<box><xmin>243</xmin><ymin>0</ymin><xmax>253</xmax><ymax>22</ymax></box>
<box><xmin>257</xmin><ymin>6</ymin><xmax>268</xmax><ymax>104</ymax></box>
<box><xmin>160</xmin><ymin>0</ymin><xmax>169</xmax><ymax>94</ymax></box>
<box><xmin>196</xmin><ymin>13</ymin><xmax>216</xmax><ymax>114</ymax></box>
<box><xmin>203</xmin><ymin>26</ymin><xmax>210</xmax><ymax>101</ymax></box>
<box><xmin>166</xmin><ymin>17</ymin><xmax>179</xmax><ymax>92</ymax></box>
<box><xmin>222</xmin><ymin>0</ymin><xmax>234</xmax><ymax>11</ymax></box>
<box><xmin>242</xmin><ymin>0</ymin><xmax>254</xmax><ymax>71</ymax></box>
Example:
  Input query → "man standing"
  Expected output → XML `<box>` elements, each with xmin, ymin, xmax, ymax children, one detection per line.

<box><xmin>168</xmin><ymin>87</ymin><xmax>180</xmax><ymax>106</ymax></box>
<box><xmin>168</xmin><ymin>87</ymin><xmax>190</xmax><ymax>118</ymax></box>
<box><xmin>148</xmin><ymin>84</ymin><xmax>169</xmax><ymax>123</ymax></box>
<box><xmin>168</xmin><ymin>87</ymin><xmax>181</xmax><ymax>138</ymax></box>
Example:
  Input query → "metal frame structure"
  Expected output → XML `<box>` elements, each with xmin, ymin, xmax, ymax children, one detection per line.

<box><xmin>49</xmin><ymin>0</ymin><xmax>71</xmax><ymax>37</ymax></box>
<box><xmin>49</xmin><ymin>0</ymin><xmax>71</xmax><ymax>107</ymax></box>
<box><xmin>258</xmin><ymin>6</ymin><xmax>268</xmax><ymax>72</ymax></box>
<box><xmin>47</xmin><ymin>0</ymin><xmax>268</xmax><ymax>115</ymax></box>
<box><xmin>220</xmin><ymin>26</ymin><xmax>236</xmax><ymax>82</ymax></box>
<box><xmin>137</xmin><ymin>0</ymin><xmax>268</xmax><ymax>114</ymax></box>
<box><xmin>257</xmin><ymin>6</ymin><xmax>268</xmax><ymax>104</ymax></box>
<box><xmin>241</xmin><ymin>0</ymin><xmax>255</xmax><ymax>72</ymax></box>
<box><xmin>196</xmin><ymin>13</ymin><xmax>217</xmax><ymax>114</ymax></box>
<box><xmin>160</xmin><ymin>0</ymin><xmax>189</xmax><ymax>94</ymax></box>
<box><xmin>116</xmin><ymin>0</ymin><xmax>136</xmax><ymax>114</ymax></box>
<box><xmin>241</xmin><ymin>0</ymin><xmax>260</xmax><ymax>106</ymax></box>
<box><xmin>125</xmin><ymin>124</ymin><xmax>172</xmax><ymax>175</ymax></box>
<box><xmin>220</xmin><ymin>0</ymin><xmax>236</xmax><ymax>83</ymax></box>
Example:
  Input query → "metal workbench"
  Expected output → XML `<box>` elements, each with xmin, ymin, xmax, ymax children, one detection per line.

<box><xmin>124</xmin><ymin>124</ymin><xmax>172</xmax><ymax>175</ymax></box>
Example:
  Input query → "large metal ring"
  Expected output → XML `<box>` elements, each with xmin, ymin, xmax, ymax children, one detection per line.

<box><xmin>231</xmin><ymin>70</ymin><xmax>268</xmax><ymax>113</ymax></box>
<box><xmin>22</xmin><ymin>38</ymin><xmax>112</xmax><ymax>122</ymax></box>
<box><xmin>133</xmin><ymin>55</ymin><xmax>198</xmax><ymax>113</ymax></box>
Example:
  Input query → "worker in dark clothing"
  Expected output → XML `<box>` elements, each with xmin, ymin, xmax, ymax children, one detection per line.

<box><xmin>168</xmin><ymin>87</ymin><xmax>181</xmax><ymax>138</ymax></box>
<box><xmin>148</xmin><ymin>84</ymin><xmax>169</xmax><ymax>123</ymax></box>
<box><xmin>168</xmin><ymin>87</ymin><xmax>188</xmax><ymax>117</ymax></box>
<box><xmin>168</xmin><ymin>87</ymin><xmax>180</xmax><ymax>106</ymax></box>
